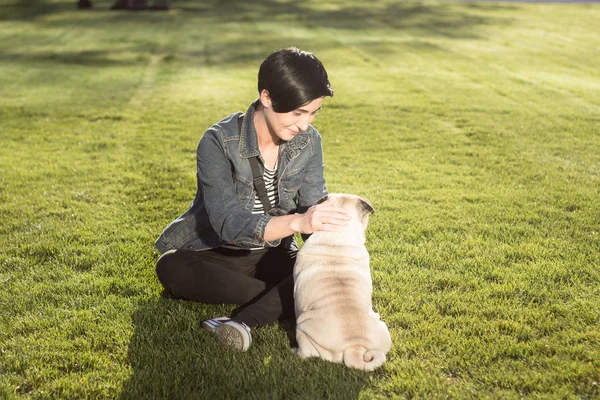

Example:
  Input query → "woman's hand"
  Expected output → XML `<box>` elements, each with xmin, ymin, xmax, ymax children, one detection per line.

<box><xmin>263</xmin><ymin>204</ymin><xmax>351</xmax><ymax>243</ymax></box>
<box><xmin>291</xmin><ymin>203</ymin><xmax>351</xmax><ymax>235</ymax></box>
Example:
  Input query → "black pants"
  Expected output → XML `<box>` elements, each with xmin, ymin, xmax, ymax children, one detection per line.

<box><xmin>155</xmin><ymin>246</ymin><xmax>296</xmax><ymax>328</ymax></box>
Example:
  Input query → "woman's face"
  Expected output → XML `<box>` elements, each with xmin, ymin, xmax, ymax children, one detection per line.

<box><xmin>261</xmin><ymin>95</ymin><xmax>324</xmax><ymax>143</ymax></box>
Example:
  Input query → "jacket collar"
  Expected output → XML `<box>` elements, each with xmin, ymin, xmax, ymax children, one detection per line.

<box><xmin>238</xmin><ymin>99</ymin><xmax>310</xmax><ymax>160</ymax></box>
<box><xmin>239</xmin><ymin>99</ymin><xmax>261</xmax><ymax>158</ymax></box>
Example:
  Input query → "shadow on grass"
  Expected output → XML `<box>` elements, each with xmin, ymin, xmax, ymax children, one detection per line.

<box><xmin>0</xmin><ymin>0</ymin><xmax>67</xmax><ymax>21</ymax></box>
<box><xmin>171</xmin><ymin>0</ymin><xmax>508</xmax><ymax>38</ymax></box>
<box><xmin>0</xmin><ymin>49</ymin><xmax>145</xmax><ymax>67</ymax></box>
<box><xmin>0</xmin><ymin>0</ymin><xmax>511</xmax><ymax>68</ymax></box>
<box><xmin>120</xmin><ymin>298</ymin><xmax>371</xmax><ymax>400</ymax></box>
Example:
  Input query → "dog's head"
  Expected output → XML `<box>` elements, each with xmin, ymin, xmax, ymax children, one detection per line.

<box><xmin>317</xmin><ymin>193</ymin><xmax>375</xmax><ymax>230</ymax></box>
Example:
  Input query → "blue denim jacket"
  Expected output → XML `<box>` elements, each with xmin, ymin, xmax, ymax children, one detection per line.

<box><xmin>155</xmin><ymin>99</ymin><xmax>328</xmax><ymax>254</ymax></box>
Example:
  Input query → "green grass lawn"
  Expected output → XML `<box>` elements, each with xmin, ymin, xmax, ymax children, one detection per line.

<box><xmin>1</xmin><ymin>0</ymin><xmax>599</xmax><ymax>398</ymax></box>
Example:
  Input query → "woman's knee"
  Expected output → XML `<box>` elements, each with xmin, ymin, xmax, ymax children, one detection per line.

<box><xmin>156</xmin><ymin>249</ymin><xmax>178</xmax><ymax>286</ymax></box>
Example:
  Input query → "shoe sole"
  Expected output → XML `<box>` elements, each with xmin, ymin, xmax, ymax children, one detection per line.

<box><xmin>216</xmin><ymin>324</ymin><xmax>249</xmax><ymax>351</ymax></box>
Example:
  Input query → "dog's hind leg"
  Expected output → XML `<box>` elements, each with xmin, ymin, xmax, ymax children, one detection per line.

<box><xmin>294</xmin><ymin>329</ymin><xmax>321</xmax><ymax>359</ymax></box>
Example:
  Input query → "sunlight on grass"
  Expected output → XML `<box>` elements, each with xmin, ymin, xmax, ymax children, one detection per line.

<box><xmin>1</xmin><ymin>0</ymin><xmax>599</xmax><ymax>398</ymax></box>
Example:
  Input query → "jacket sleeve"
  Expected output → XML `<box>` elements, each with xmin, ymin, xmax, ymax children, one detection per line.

<box><xmin>196</xmin><ymin>128</ymin><xmax>281</xmax><ymax>248</ymax></box>
<box><xmin>296</xmin><ymin>130</ymin><xmax>328</xmax><ymax>214</ymax></box>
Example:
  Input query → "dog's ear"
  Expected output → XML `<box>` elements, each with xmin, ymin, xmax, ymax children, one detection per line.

<box><xmin>316</xmin><ymin>195</ymin><xmax>329</xmax><ymax>205</ymax></box>
<box><xmin>358</xmin><ymin>196</ymin><xmax>375</xmax><ymax>215</ymax></box>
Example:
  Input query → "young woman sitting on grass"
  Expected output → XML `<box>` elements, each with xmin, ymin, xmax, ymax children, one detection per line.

<box><xmin>154</xmin><ymin>47</ymin><xmax>350</xmax><ymax>351</ymax></box>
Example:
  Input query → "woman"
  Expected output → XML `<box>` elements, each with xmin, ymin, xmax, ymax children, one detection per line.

<box><xmin>155</xmin><ymin>47</ymin><xmax>350</xmax><ymax>351</ymax></box>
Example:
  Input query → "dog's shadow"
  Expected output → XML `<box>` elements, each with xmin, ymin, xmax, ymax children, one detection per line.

<box><xmin>119</xmin><ymin>297</ymin><xmax>370</xmax><ymax>400</ymax></box>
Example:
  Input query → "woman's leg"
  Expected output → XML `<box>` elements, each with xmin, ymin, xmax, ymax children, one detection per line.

<box><xmin>156</xmin><ymin>246</ymin><xmax>297</xmax><ymax>328</ymax></box>
<box><xmin>232</xmin><ymin>247</ymin><xmax>297</xmax><ymax>328</ymax></box>
<box><xmin>155</xmin><ymin>247</ymin><xmax>270</xmax><ymax>305</ymax></box>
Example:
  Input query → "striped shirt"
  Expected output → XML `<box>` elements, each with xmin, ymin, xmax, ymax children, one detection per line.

<box><xmin>252</xmin><ymin>162</ymin><xmax>279</xmax><ymax>214</ymax></box>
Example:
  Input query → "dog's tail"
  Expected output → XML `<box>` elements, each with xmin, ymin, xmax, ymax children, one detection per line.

<box><xmin>342</xmin><ymin>346</ymin><xmax>386</xmax><ymax>371</ymax></box>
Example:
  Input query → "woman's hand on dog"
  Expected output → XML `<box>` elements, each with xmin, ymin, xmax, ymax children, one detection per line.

<box><xmin>292</xmin><ymin>204</ymin><xmax>351</xmax><ymax>234</ymax></box>
<box><xmin>263</xmin><ymin>204</ymin><xmax>351</xmax><ymax>242</ymax></box>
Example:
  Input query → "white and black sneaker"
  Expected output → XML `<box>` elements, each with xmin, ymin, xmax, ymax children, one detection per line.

<box><xmin>215</xmin><ymin>320</ymin><xmax>252</xmax><ymax>352</ymax></box>
<box><xmin>201</xmin><ymin>316</ymin><xmax>230</xmax><ymax>333</ymax></box>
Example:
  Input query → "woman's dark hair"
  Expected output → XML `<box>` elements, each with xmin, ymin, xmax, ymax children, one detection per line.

<box><xmin>258</xmin><ymin>47</ymin><xmax>334</xmax><ymax>113</ymax></box>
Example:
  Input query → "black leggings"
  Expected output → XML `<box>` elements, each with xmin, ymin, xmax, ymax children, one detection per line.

<box><xmin>155</xmin><ymin>246</ymin><xmax>296</xmax><ymax>328</ymax></box>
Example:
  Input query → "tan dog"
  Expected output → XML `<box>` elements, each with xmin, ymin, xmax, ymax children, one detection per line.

<box><xmin>293</xmin><ymin>193</ymin><xmax>392</xmax><ymax>371</ymax></box>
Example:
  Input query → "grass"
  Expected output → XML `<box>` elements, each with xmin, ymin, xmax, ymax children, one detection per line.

<box><xmin>1</xmin><ymin>0</ymin><xmax>599</xmax><ymax>398</ymax></box>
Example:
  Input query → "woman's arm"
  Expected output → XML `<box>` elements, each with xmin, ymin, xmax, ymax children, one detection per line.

<box><xmin>263</xmin><ymin>203</ymin><xmax>350</xmax><ymax>242</ymax></box>
<box><xmin>197</xmin><ymin>127</ymin><xmax>278</xmax><ymax>247</ymax></box>
<box><xmin>297</xmin><ymin>130</ymin><xmax>327</xmax><ymax>213</ymax></box>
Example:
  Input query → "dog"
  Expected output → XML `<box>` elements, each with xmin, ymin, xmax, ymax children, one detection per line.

<box><xmin>293</xmin><ymin>193</ymin><xmax>392</xmax><ymax>371</ymax></box>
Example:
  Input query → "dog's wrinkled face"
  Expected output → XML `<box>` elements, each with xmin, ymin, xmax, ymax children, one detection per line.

<box><xmin>317</xmin><ymin>193</ymin><xmax>375</xmax><ymax>230</ymax></box>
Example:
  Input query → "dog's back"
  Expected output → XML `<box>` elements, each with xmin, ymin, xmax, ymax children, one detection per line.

<box><xmin>293</xmin><ymin>194</ymin><xmax>392</xmax><ymax>371</ymax></box>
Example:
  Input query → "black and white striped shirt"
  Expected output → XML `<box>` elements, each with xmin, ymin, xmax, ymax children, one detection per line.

<box><xmin>252</xmin><ymin>162</ymin><xmax>279</xmax><ymax>214</ymax></box>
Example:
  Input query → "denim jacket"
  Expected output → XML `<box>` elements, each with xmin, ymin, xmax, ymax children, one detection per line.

<box><xmin>155</xmin><ymin>99</ymin><xmax>328</xmax><ymax>254</ymax></box>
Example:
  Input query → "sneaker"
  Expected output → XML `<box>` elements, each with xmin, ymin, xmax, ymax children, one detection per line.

<box><xmin>215</xmin><ymin>321</ymin><xmax>252</xmax><ymax>351</ymax></box>
<box><xmin>201</xmin><ymin>316</ymin><xmax>230</xmax><ymax>333</ymax></box>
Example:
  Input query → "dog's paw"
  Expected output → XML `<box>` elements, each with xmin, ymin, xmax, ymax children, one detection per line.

<box><xmin>292</xmin><ymin>347</ymin><xmax>309</xmax><ymax>358</ymax></box>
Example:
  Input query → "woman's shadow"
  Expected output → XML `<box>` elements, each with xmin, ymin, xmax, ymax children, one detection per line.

<box><xmin>119</xmin><ymin>296</ymin><xmax>371</xmax><ymax>400</ymax></box>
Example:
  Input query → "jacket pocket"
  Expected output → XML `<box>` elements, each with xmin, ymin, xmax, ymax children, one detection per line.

<box><xmin>280</xmin><ymin>168</ymin><xmax>305</xmax><ymax>203</ymax></box>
